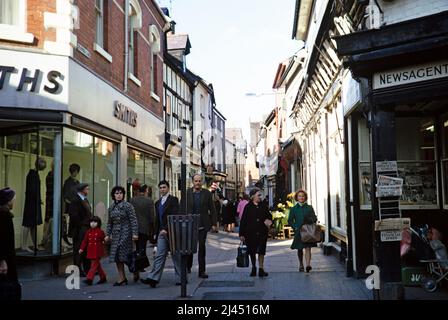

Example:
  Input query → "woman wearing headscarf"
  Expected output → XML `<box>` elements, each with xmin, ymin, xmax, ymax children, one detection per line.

<box><xmin>288</xmin><ymin>189</ymin><xmax>318</xmax><ymax>272</ymax></box>
<box><xmin>239</xmin><ymin>188</ymin><xmax>272</xmax><ymax>277</ymax></box>
<box><xmin>105</xmin><ymin>186</ymin><xmax>138</xmax><ymax>286</ymax></box>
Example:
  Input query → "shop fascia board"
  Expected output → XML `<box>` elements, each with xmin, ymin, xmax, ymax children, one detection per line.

<box><xmin>334</xmin><ymin>11</ymin><xmax>448</xmax><ymax>57</ymax></box>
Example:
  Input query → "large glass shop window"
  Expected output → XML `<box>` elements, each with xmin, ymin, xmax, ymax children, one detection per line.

<box><xmin>127</xmin><ymin>148</ymin><xmax>160</xmax><ymax>201</ymax></box>
<box><xmin>0</xmin><ymin>127</ymin><xmax>62</xmax><ymax>256</ymax></box>
<box><xmin>63</xmin><ymin>128</ymin><xmax>118</xmax><ymax>239</ymax></box>
<box><xmin>358</xmin><ymin>117</ymin><xmax>437</xmax><ymax>209</ymax></box>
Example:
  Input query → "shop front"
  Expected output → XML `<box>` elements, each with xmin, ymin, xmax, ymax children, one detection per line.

<box><xmin>335</xmin><ymin>12</ymin><xmax>448</xmax><ymax>288</ymax></box>
<box><xmin>0</xmin><ymin>49</ymin><xmax>164</xmax><ymax>278</ymax></box>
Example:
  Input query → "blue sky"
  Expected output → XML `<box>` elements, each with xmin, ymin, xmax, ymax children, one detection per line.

<box><xmin>156</xmin><ymin>0</ymin><xmax>299</xmax><ymax>140</ymax></box>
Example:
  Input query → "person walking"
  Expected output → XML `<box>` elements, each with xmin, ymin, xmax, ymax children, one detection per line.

<box><xmin>105</xmin><ymin>186</ymin><xmax>138</xmax><ymax>286</ymax></box>
<box><xmin>237</xmin><ymin>194</ymin><xmax>249</xmax><ymax>222</ymax></box>
<box><xmin>141</xmin><ymin>180</ymin><xmax>182</xmax><ymax>287</ymax></box>
<box><xmin>79</xmin><ymin>216</ymin><xmax>107</xmax><ymax>285</ymax></box>
<box><xmin>0</xmin><ymin>187</ymin><xmax>20</xmax><ymax>300</ymax></box>
<box><xmin>69</xmin><ymin>183</ymin><xmax>92</xmax><ymax>276</ymax></box>
<box><xmin>288</xmin><ymin>189</ymin><xmax>318</xmax><ymax>272</ymax></box>
<box><xmin>186</xmin><ymin>174</ymin><xmax>218</xmax><ymax>278</ymax></box>
<box><xmin>222</xmin><ymin>197</ymin><xmax>236</xmax><ymax>232</ymax></box>
<box><xmin>129</xmin><ymin>184</ymin><xmax>155</xmax><ymax>282</ymax></box>
<box><xmin>239</xmin><ymin>188</ymin><xmax>272</xmax><ymax>277</ymax></box>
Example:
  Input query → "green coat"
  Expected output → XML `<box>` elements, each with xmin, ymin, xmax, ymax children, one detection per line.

<box><xmin>288</xmin><ymin>203</ymin><xmax>317</xmax><ymax>250</ymax></box>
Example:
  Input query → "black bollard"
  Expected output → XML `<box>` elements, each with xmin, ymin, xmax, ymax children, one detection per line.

<box><xmin>181</xmin><ymin>254</ymin><xmax>188</xmax><ymax>297</ymax></box>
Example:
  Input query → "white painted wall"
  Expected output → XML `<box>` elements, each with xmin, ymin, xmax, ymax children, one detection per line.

<box><xmin>379</xmin><ymin>0</ymin><xmax>448</xmax><ymax>26</ymax></box>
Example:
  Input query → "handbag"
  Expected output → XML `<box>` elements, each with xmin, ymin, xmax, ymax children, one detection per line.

<box><xmin>236</xmin><ymin>242</ymin><xmax>249</xmax><ymax>268</ymax></box>
<box><xmin>0</xmin><ymin>275</ymin><xmax>21</xmax><ymax>301</ymax></box>
<box><xmin>127</xmin><ymin>248</ymin><xmax>150</xmax><ymax>273</ymax></box>
<box><xmin>300</xmin><ymin>223</ymin><xmax>321</xmax><ymax>243</ymax></box>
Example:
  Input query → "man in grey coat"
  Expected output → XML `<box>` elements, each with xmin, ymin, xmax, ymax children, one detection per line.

<box><xmin>186</xmin><ymin>174</ymin><xmax>218</xmax><ymax>278</ymax></box>
<box><xmin>129</xmin><ymin>184</ymin><xmax>155</xmax><ymax>281</ymax></box>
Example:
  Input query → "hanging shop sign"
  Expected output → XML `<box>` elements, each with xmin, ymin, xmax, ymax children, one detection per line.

<box><xmin>114</xmin><ymin>101</ymin><xmax>137</xmax><ymax>127</ymax></box>
<box><xmin>342</xmin><ymin>71</ymin><xmax>361</xmax><ymax>116</ymax></box>
<box><xmin>373</xmin><ymin>60</ymin><xmax>448</xmax><ymax>90</ymax></box>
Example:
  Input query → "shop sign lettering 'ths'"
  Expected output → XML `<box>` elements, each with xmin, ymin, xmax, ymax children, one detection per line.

<box><xmin>0</xmin><ymin>65</ymin><xmax>63</xmax><ymax>94</ymax></box>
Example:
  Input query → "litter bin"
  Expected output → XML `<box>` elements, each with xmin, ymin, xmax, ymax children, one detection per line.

<box><xmin>167</xmin><ymin>214</ymin><xmax>200</xmax><ymax>297</ymax></box>
<box><xmin>167</xmin><ymin>214</ymin><xmax>200</xmax><ymax>255</ymax></box>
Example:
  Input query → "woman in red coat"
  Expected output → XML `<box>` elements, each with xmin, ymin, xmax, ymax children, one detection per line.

<box><xmin>79</xmin><ymin>216</ymin><xmax>107</xmax><ymax>285</ymax></box>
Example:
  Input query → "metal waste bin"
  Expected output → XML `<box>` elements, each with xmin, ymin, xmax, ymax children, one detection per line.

<box><xmin>167</xmin><ymin>214</ymin><xmax>200</xmax><ymax>255</ymax></box>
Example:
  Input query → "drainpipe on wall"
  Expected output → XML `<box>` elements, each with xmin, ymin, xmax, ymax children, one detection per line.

<box><xmin>124</xmin><ymin>0</ymin><xmax>129</xmax><ymax>92</ymax></box>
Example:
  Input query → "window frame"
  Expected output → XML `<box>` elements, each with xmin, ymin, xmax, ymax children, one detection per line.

<box><xmin>0</xmin><ymin>0</ymin><xmax>34</xmax><ymax>43</ymax></box>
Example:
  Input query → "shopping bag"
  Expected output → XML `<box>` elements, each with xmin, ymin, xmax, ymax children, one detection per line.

<box><xmin>300</xmin><ymin>223</ymin><xmax>322</xmax><ymax>243</ymax></box>
<box><xmin>127</xmin><ymin>249</ymin><xmax>150</xmax><ymax>273</ymax></box>
<box><xmin>236</xmin><ymin>242</ymin><xmax>249</xmax><ymax>268</ymax></box>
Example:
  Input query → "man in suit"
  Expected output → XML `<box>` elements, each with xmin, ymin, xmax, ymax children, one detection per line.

<box><xmin>187</xmin><ymin>174</ymin><xmax>218</xmax><ymax>278</ymax></box>
<box><xmin>69</xmin><ymin>183</ymin><xmax>92</xmax><ymax>277</ymax></box>
<box><xmin>141</xmin><ymin>180</ymin><xmax>181</xmax><ymax>287</ymax></box>
<box><xmin>129</xmin><ymin>184</ymin><xmax>155</xmax><ymax>281</ymax></box>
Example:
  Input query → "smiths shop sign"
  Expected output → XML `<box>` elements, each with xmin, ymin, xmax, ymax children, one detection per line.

<box><xmin>373</xmin><ymin>60</ymin><xmax>448</xmax><ymax>90</ymax></box>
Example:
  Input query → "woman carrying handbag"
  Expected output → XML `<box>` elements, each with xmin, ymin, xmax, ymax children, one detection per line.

<box><xmin>288</xmin><ymin>190</ymin><xmax>318</xmax><ymax>273</ymax></box>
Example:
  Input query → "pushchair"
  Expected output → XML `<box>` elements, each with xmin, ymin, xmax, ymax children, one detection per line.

<box><xmin>402</xmin><ymin>225</ymin><xmax>448</xmax><ymax>292</ymax></box>
<box><xmin>419</xmin><ymin>227</ymin><xmax>448</xmax><ymax>292</ymax></box>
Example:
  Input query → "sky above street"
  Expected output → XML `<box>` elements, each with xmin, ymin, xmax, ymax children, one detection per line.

<box><xmin>156</xmin><ymin>0</ymin><xmax>299</xmax><ymax>140</ymax></box>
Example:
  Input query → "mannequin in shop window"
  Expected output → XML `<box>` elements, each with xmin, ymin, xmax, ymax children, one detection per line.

<box><xmin>22</xmin><ymin>157</ymin><xmax>46</xmax><ymax>253</ymax></box>
<box><xmin>63</xmin><ymin>163</ymin><xmax>81</xmax><ymax>245</ymax></box>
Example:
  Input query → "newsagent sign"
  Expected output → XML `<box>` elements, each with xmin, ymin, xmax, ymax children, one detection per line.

<box><xmin>373</xmin><ymin>60</ymin><xmax>448</xmax><ymax>90</ymax></box>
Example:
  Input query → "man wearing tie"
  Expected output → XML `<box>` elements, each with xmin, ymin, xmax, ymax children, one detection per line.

<box><xmin>187</xmin><ymin>174</ymin><xmax>218</xmax><ymax>278</ymax></box>
<box><xmin>141</xmin><ymin>180</ymin><xmax>181</xmax><ymax>287</ymax></box>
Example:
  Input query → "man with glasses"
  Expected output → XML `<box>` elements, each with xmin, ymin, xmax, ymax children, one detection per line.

<box><xmin>141</xmin><ymin>180</ymin><xmax>181</xmax><ymax>287</ymax></box>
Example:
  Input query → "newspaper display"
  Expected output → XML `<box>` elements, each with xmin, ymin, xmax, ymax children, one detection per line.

<box><xmin>376</xmin><ymin>174</ymin><xmax>403</xmax><ymax>197</ymax></box>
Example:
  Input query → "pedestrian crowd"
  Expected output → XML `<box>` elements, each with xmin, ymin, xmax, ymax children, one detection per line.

<box><xmin>1</xmin><ymin>169</ymin><xmax>321</xmax><ymax>299</ymax></box>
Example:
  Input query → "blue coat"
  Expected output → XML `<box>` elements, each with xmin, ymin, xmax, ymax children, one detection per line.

<box><xmin>288</xmin><ymin>203</ymin><xmax>317</xmax><ymax>250</ymax></box>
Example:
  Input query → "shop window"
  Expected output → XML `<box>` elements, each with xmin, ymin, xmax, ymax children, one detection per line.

<box><xmin>0</xmin><ymin>127</ymin><xmax>63</xmax><ymax>257</ymax></box>
<box><xmin>442</xmin><ymin>116</ymin><xmax>448</xmax><ymax>209</ymax></box>
<box><xmin>127</xmin><ymin>149</ymin><xmax>145</xmax><ymax>199</ymax></box>
<box><xmin>127</xmin><ymin>148</ymin><xmax>160</xmax><ymax>201</ymax></box>
<box><xmin>358</xmin><ymin>117</ymin><xmax>438</xmax><ymax>209</ymax></box>
<box><xmin>93</xmin><ymin>138</ymin><xmax>117</xmax><ymax>228</ymax></box>
<box><xmin>63</xmin><ymin>128</ymin><xmax>117</xmax><ymax>238</ymax></box>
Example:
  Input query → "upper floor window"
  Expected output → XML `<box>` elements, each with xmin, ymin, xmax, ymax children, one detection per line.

<box><xmin>128</xmin><ymin>0</ymin><xmax>142</xmax><ymax>77</ymax></box>
<box><xmin>0</xmin><ymin>0</ymin><xmax>22</xmax><ymax>28</ymax></box>
<box><xmin>149</xmin><ymin>25</ymin><xmax>160</xmax><ymax>99</ymax></box>
<box><xmin>95</xmin><ymin>0</ymin><xmax>104</xmax><ymax>47</ymax></box>
<box><xmin>0</xmin><ymin>0</ymin><xmax>33</xmax><ymax>43</ymax></box>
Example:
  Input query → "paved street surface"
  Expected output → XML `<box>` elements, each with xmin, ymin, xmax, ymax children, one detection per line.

<box><xmin>21</xmin><ymin>230</ymin><xmax>448</xmax><ymax>300</ymax></box>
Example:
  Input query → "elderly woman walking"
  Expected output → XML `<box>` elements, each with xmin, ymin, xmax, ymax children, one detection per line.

<box><xmin>239</xmin><ymin>188</ymin><xmax>272</xmax><ymax>277</ymax></box>
<box><xmin>288</xmin><ymin>189</ymin><xmax>318</xmax><ymax>273</ymax></box>
<box><xmin>105</xmin><ymin>186</ymin><xmax>138</xmax><ymax>286</ymax></box>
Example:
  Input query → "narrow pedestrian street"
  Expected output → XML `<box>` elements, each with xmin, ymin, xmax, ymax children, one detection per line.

<box><xmin>20</xmin><ymin>229</ymin><xmax>448</xmax><ymax>300</ymax></box>
<box><xmin>21</xmin><ymin>229</ymin><xmax>369</xmax><ymax>300</ymax></box>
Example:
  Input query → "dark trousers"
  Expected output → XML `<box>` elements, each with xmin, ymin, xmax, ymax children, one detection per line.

<box><xmin>73</xmin><ymin>226</ymin><xmax>90</xmax><ymax>273</ymax></box>
<box><xmin>187</xmin><ymin>229</ymin><xmax>208</xmax><ymax>274</ymax></box>
<box><xmin>136</xmin><ymin>233</ymin><xmax>148</xmax><ymax>253</ymax></box>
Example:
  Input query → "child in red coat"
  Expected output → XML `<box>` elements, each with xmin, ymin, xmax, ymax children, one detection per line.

<box><xmin>79</xmin><ymin>216</ymin><xmax>107</xmax><ymax>285</ymax></box>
